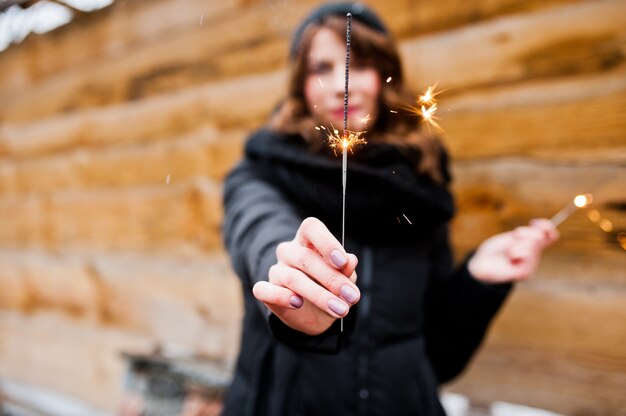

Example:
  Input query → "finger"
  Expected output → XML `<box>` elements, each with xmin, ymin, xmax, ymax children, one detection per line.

<box><xmin>296</xmin><ymin>217</ymin><xmax>348</xmax><ymax>269</ymax></box>
<box><xmin>513</xmin><ymin>226</ymin><xmax>546</xmax><ymax>244</ymax></box>
<box><xmin>253</xmin><ymin>281</ymin><xmax>303</xmax><ymax>309</ymax></box>
<box><xmin>269</xmin><ymin>263</ymin><xmax>350</xmax><ymax>318</ymax></box>
<box><xmin>276</xmin><ymin>243</ymin><xmax>360</xmax><ymax>304</ymax></box>
<box><xmin>508</xmin><ymin>240</ymin><xmax>539</xmax><ymax>261</ymax></box>
<box><xmin>509</xmin><ymin>246</ymin><xmax>534</xmax><ymax>262</ymax></box>
<box><xmin>529</xmin><ymin>218</ymin><xmax>560</xmax><ymax>244</ymax></box>
<box><xmin>505</xmin><ymin>266</ymin><xmax>535</xmax><ymax>282</ymax></box>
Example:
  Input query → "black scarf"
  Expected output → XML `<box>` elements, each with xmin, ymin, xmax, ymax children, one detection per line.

<box><xmin>245</xmin><ymin>128</ymin><xmax>455</xmax><ymax>244</ymax></box>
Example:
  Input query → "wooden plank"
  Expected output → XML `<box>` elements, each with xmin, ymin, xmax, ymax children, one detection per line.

<box><xmin>0</xmin><ymin>0</ymin><xmax>238</xmax><ymax>94</ymax></box>
<box><xmin>0</xmin><ymin>0</ymin><xmax>583</xmax><ymax>89</ymax></box>
<box><xmin>445</xmin><ymin>284</ymin><xmax>626</xmax><ymax>415</ymax></box>
<box><xmin>534</xmin><ymin>250</ymin><xmax>626</xmax><ymax>286</ymax></box>
<box><xmin>401</xmin><ymin>0</ymin><xmax>626</xmax><ymax>92</ymax></box>
<box><xmin>0</xmin><ymin>127</ymin><xmax>246</xmax><ymax>193</ymax></box>
<box><xmin>0</xmin><ymin>248</ymin><xmax>242</xmax><ymax>345</ymax></box>
<box><xmin>0</xmin><ymin>249</ymin><xmax>242</xmax><ymax>410</ymax></box>
<box><xmin>0</xmin><ymin>310</ymin><xmax>154</xmax><ymax>412</ymax></box>
<box><xmin>374</xmin><ymin>0</ymin><xmax>583</xmax><ymax>39</ymax></box>
<box><xmin>0</xmin><ymin>0</ymin><xmax>313</xmax><ymax>122</ymax></box>
<box><xmin>0</xmin><ymin>0</ymin><xmax>580</xmax><ymax>94</ymax></box>
<box><xmin>0</xmin><ymin>178</ymin><xmax>224</xmax><ymax>252</ymax></box>
<box><xmin>0</xmin><ymin>70</ymin><xmax>286</xmax><ymax>159</ymax></box>
<box><xmin>0</xmin><ymin>0</ymin><xmax>590</xmax><ymax>121</ymax></box>
<box><xmin>441</xmin><ymin>68</ymin><xmax>626</xmax><ymax>159</ymax></box>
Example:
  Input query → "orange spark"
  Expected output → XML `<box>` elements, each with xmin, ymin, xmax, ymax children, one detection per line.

<box><xmin>323</xmin><ymin>126</ymin><xmax>367</xmax><ymax>155</ymax></box>
<box><xmin>393</xmin><ymin>84</ymin><xmax>445</xmax><ymax>132</ymax></box>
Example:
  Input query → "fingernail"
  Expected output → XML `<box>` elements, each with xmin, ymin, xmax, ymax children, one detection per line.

<box><xmin>340</xmin><ymin>285</ymin><xmax>359</xmax><ymax>303</ymax></box>
<box><xmin>328</xmin><ymin>299</ymin><xmax>348</xmax><ymax>316</ymax></box>
<box><xmin>330</xmin><ymin>250</ymin><xmax>347</xmax><ymax>268</ymax></box>
<box><xmin>289</xmin><ymin>295</ymin><xmax>303</xmax><ymax>309</ymax></box>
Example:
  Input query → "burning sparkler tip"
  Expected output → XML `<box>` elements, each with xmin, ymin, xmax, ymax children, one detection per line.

<box><xmin>551</xmin><ymin>193</ymin><xmax>594</xmax><ymax>226</ymax></box>
<box><xmin>574</xmin><ymin>193</ymin><xmax>593</xmax><ymax>208</ymax></box>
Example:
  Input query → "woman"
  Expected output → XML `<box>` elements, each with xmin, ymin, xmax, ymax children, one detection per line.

<box><xmin>222</xmin><ymin>3</ymin><xmax>558</xmax><ymax>415</ymax></box>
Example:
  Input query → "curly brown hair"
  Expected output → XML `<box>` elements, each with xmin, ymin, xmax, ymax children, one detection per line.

<box><xmin>269</xmin><ymin>15</ymin><xmax>447</xmax><ymax>184</ymax></box>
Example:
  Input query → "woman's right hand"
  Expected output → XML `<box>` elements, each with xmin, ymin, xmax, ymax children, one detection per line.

<box><xmin>252</xmin><ymin>217</ymin><xmax>360</xmax><ymax>336</ymax></box>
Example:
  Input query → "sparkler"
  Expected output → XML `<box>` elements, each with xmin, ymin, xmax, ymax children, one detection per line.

<box><xmin>315</xmin><ymin>14</ymin><xmax>368</xmax><ymax>331</ymax></box>
<box><xmin>338</xmin><ymin>13</ymin><xmax>353</xmax><ymax>332</ymax></box>
<box><xmin>550</xmin><ymin>193</ymin><xmax>593</xmax><ymax>227</ymax></box>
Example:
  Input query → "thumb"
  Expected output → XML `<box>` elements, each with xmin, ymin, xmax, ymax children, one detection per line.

<box><xmin>342</xmin><ymin>253</ymin><xmax>359</xmax><ymax>281</ymax></box>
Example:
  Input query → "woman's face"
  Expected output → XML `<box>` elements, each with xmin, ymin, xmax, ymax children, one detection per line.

<box><xmin>304</xmin><ymin>27</ymin><xmax>381</xmax><ymax>131</ymax></box>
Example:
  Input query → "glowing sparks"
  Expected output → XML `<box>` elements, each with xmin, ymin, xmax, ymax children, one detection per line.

<box><xmin>418</xmin><ymin>84</ymin><xmax>443</xmax><ymax>105</ymax></box>
<box><xmin>582</xmin><ymin>203</ymin><xmax>624</xmax><ymax>249</ymax></box>
<box><xmin>599</xmin><ymin>219</ymin><xmax>613</xmax><ymax>233</ymax></box>
<box><xmin>618</xmin><ymin>232</ymin><xmax>626</xmax><ymax>251</ymax></box>
<box><xmin>394</xmin><ymin>84</ymin><xmax>445</xmax><ymax>132</ymax></box>
<box><xmin>360</xmin><ymin>113</ymin><xmax>372</xmax><ymax>126</ymax></box>
<box><xmin>318</xmin><ymin>78</ymin><xmax>324</xmax><ymax>88</ymax></box>
<box><xmin>322</xmin><ymin>126</ymin><xmax>367</xmax><ymax>154</ymax></box>
<box><xmin>419</xmin><ymin>103</ymin><xmax>442</xmax><ymax>131</ymax></box>
<box><xmin>402</xmin><ymin>213</ymin><xmax>412</xmax><ymax>225</ymax></box>
<box><xmin>386</xmin><ymin>76</ymin><xmax>392</xmax><ymax>83</ymax></box>
<box><xmin>588</xmin><ymin>209</ymin><xmax>601</xmax><ymax>222</ymax></box>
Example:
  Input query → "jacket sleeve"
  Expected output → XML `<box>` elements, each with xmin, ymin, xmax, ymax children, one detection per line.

<box><xmin>423</xmin><ymin>224</ymin><xmax>512</xmax><ymax>384</ymax></box>
<box><xmin>222</xmin><ymin>159</ymin><xmax>347</xmax><ymax>353</ymax></box>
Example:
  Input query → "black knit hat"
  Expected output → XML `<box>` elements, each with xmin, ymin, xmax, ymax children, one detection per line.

<box><xmin>289</xmin><ymin>2</ymin><xmax>389</xmax><ymax>59</ymax></box>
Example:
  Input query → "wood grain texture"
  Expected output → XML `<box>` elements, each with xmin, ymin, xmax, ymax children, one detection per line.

<box><xmin>0</xmin><ymin>0</ymin><xmax>598</xmax><ymax>121</ymax></box>
<box><xmin>0</xmin><ymin>70</ymin><xmax>285</xmax><ymax>158</ymax></box>
<box><xmin>401</xmin><ymin>0</ymin><xmax>626</xmax><ymax>92</ymax></box>
<box><xmin>446</xmin><ymin>284</ymin><xmax>626</xmax><ymax>415</ymax></box>
<box><xmin>0</xmin><ymin>0</ymin><xmax>624</xmax><ymax>413</ymax></box>
<box><xmin>450</xmin><ymin>156</ymin><xmax>626</xmax><ymax>255</ymax></box>
<box><xmin>0</xmin><ymin>127</ymin><xmax>246</xmax><ymax>193</ymax></box>
<box><xmin>0</xmin><ymin>178</ymin><xmax>223</xmax><ymax>252</ymax></box>
<box><xmin>442</xmin><ymin>68</ymin><xmax>626</xmax><ymax>159</ymax></box>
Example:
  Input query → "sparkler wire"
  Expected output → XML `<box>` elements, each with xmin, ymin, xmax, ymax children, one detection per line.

<box><xmin>342</xmin><ymin>13</ymin><xmax>351</xmax><ymax>247</ymax></box>
<box><xmin>340</xmin><ymin>13</ymin><xmax>352</xmax><ymax>332</ymax></box>
<box><xmin>550</xmin><ymin>201</ymin><xmax>578</xmax><ymax>227</ymax></box>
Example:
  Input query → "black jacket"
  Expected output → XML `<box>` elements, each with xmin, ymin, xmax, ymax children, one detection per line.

<box><xmin>221</xmin><ymin>129</ymin><xmax>511</xmax><ymax>416</ymax></box>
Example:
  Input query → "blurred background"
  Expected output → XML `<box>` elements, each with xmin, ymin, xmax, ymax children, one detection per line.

<box><xmin>0</xmin><ymin>0</ymin><xmax>624</xmax><ymax>415</ymax></box>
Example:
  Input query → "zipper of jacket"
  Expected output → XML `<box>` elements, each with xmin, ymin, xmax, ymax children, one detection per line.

<box><xmin>355</xmin><ymin>245</ymin><xmax>373</xmax><ymax>416</ymax></box>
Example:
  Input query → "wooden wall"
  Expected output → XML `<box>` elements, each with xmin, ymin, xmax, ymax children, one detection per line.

<box><xmin>0</xmin><ymin>0</ymin><xmax>624</xmax><ymax>413</ymax></box>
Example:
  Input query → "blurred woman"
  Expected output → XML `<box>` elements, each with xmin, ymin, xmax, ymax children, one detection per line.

<box><xmin>222</xmin><ymin>3</ymin><xmax>558</xmax><ymax>415</ymax></box>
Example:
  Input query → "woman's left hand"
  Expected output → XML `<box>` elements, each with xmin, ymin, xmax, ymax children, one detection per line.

<box><xmin>468</xmin><ymin>218</ymin><xmax>559</xmax><ymax>284</ymax></box>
